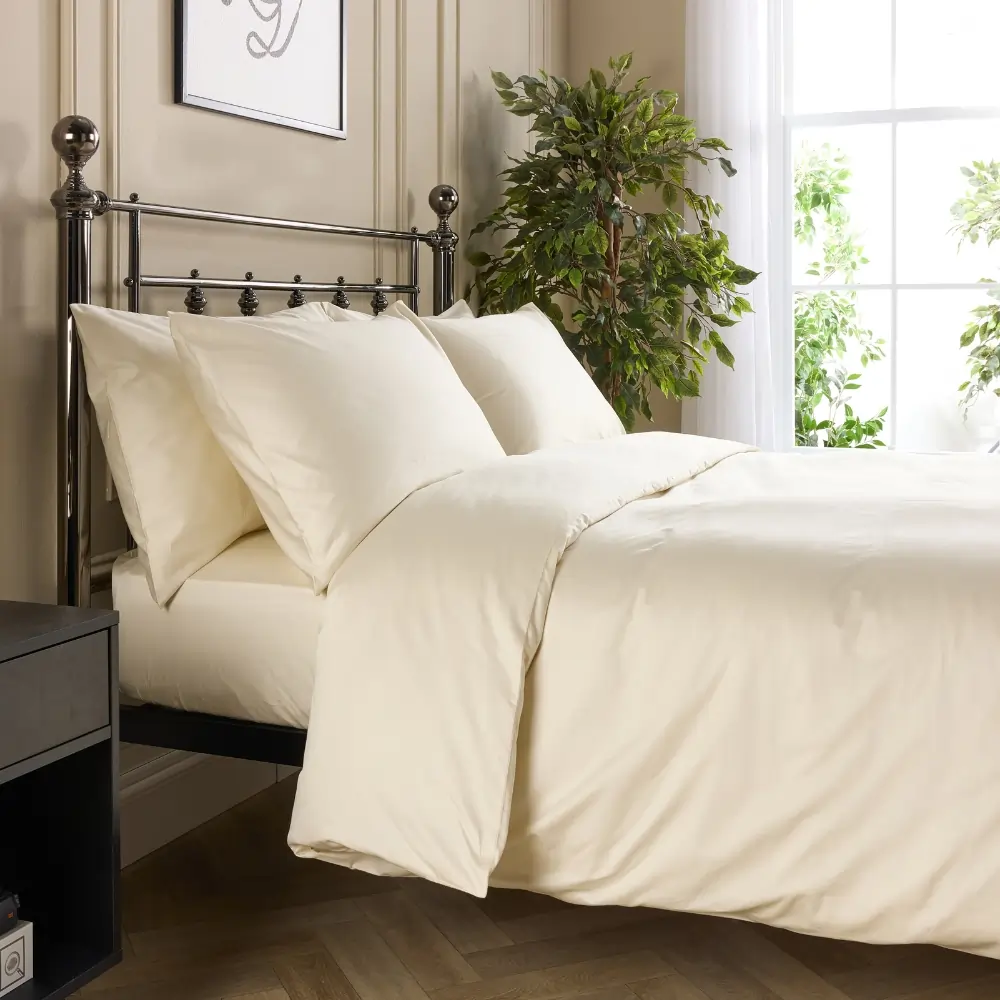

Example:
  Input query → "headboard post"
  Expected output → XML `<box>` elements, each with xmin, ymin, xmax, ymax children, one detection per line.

<box><xmin>51</xmin><ymin>115</ymin><xmax>103</xmax><ymax>607</ymax></box>
<box><xmin>429</xmin><ymin>185</ymin><xmax>459</xmax><ymax>314</ymax></box>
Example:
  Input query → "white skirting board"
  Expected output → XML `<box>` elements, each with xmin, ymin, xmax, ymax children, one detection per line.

<box><xmin>120</xmin><ymin>749</ymin><xmax>280</xmax><ymax>868</ymax></box>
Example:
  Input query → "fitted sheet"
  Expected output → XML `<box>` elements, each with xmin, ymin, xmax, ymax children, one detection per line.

<box><xmin>113</xmin><ymin>530</ymin><xmax>322</xmax><ymax>728</ymax></box>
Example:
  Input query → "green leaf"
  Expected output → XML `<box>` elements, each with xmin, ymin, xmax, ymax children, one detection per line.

<box><xmin>731</xmin><ymin>265</ymin><xmax>760</xmax><ymax>285</ymax></box>
<box><xmin>710</xmin><ymin>331</ymin><xmax>735</xmax><ymax>368</ymax></box>
<box><xmin>564</xmin><ymin>115</ymin><xmax>582</xmax><ymax>132</ymax></box>
<box><xmin>467</xmin><ymin>250</ymin><xmax>492</xmax><ymax>268</ymax></box>
<box><xmin>589</xmin><ymin>68</ymin><xmax>607</xmax><ymax>89</ymax></box>
<box><xmin>709</xmin><ymin>313</ymin><xmax>738</xmax><ymax>328</ymax></box>
<box><xmin>491</xmin><ymin>70</ymin><xmax>513</xmax><ymax>90</ymax></box>
<box><xmin>609</xmin><ymin>52</ymin><xmax>634</xmax><ymax>75</ymax></box>
<box><xmin>568</xmin><ymin>268</ymin><xmax>583</xmax><ymax>289</ymax></box>
<box><xmin>719</xmin><ymin>157</ymin><xmax>737</xmax><ymax>178</ymax></box>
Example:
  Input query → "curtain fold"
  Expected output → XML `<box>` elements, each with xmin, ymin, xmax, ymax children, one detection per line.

<box><xmin>683</xmin><ymin>0</ymin><xmax>786</xmax><ymax>449</ymax></box>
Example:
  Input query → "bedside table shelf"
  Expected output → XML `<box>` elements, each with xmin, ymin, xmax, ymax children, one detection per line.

<box><xmin>0</xmin><ymin>603</ymin><xmax>120</xmax><ymax>1000</ymax></box>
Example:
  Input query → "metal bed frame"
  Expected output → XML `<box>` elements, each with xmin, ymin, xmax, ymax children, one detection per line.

<box><xmin>51</xmin><ymin>114</ymin><xmax>460</xmax><ymax>766</ymax></box>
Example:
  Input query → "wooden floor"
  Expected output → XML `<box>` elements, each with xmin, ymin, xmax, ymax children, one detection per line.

<box><xmin>81</xmin><ymin>778</ymin><xmax>1000</xmax><ymax>1000</ymax></box>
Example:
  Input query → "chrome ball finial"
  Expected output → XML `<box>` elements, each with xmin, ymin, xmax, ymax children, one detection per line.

<box><xmin>50</xmin><ymin>115</ymin><xmax>103</xmax><ymax>218</ymax></box>
<box><xmin>51</xmin><ymin>115</ymin><xmax>100</xmax><ymax>168</ymax></box>
<box><xmin>429</xmin><ymin>184</ymin><xmax>459</xmax><ymax>220</ymax></box>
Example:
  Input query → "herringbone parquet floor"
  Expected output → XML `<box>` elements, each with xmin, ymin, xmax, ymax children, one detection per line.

<box><xmin>80</xmin><ymin>777</ymin><xmax>1000</xmax><ymax>1000</ymax></box>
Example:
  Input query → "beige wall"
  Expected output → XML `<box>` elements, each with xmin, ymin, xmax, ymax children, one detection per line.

<box><xmin>568</xmin><ymin>0</ymin><xmax>685</xmax><ymax>101</ymax></box>
<box><xmin>0</xmin><ymin>0</ymin><xmax>566</xmax><ymax>603</ymax></box>
<box><xmin>568</xmin><ymin>0</ymin><xmax>686</xmax><ymax>432</ymax></box>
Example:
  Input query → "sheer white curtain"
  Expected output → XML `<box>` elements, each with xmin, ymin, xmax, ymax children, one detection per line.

<box><xmin>683</xmin><ymin>0</ymin><xmax>788</xmax><ymax>449</ymax></box>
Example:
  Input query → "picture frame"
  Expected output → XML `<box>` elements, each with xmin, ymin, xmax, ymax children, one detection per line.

<box><xmin>174</xmin><ymin>0</ymin><xmax>347</xmax><ymax>140</ymax></box>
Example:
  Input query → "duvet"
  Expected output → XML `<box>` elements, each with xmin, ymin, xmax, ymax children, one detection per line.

<box><xmin>288</xmin><ymin>432</ymin><xmax>1000</xmax><ymax>957</ymax></box>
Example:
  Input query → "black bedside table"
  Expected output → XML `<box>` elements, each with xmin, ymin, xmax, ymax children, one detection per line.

<box><xmin>0</xmin><ymin>602</ymin><xmax>120</xmax><ymax>1000</ymax></box>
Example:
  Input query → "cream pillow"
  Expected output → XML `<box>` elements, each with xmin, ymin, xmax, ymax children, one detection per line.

<box><xmin>392</xmin><ymin>302</ymin><xmax>625</xmax><ymax>455</ymax></box>
<box><xmin>170</xmin><ymin>311</ymin><xmax>505</xmax><ymax>593</ymax></box>
<box><xmin>323</xmin><ymin>305</ymin><xmax>374</xmax><ymax>321</ymax></box>
<box><xmin>71</xmin><ymin>301</ymin><xmax>335</xmax><ymax>605</ymax></box>
<box><xmin>326</xmin><ymin>300</ymin><xmax>475</xmax><ymax>323</ymax></box>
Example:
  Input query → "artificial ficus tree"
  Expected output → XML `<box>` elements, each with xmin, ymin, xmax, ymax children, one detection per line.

<box><xmin>469</xmin><ymin>54</ymin><xmax>758</xmax><ymax>429</ymax></box>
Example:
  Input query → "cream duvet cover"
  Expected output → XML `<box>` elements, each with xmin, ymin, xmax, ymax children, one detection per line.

<box><xmin>288</xmin><ymin>432</ymin><xmax>1000</xmax><ymax>957</ymax></box>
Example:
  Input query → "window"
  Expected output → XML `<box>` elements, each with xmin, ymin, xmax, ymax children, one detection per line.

<box><xmin>784</xmin><ymin>0</ymin><xmax>1000</xmax><ymax>452</ymax></box>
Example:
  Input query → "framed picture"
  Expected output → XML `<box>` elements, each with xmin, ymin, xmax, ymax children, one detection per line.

<box><xmin>174</xmin><ymin>0</ymin><xmax>346</xmax><ymax>139</ymax></box>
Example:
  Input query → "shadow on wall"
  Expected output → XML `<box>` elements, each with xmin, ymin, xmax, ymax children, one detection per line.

<box><xmin>460</xmin><ymin>72</ymin><xmax>519</xmax><ymax>290</ymax></box>
<box><xmin>0</xmin><ymin>121</ymin><xmax>56</xmax><ymax>600</ymax></box>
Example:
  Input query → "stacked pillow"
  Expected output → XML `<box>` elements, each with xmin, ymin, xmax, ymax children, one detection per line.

<box><xmin>78</xmin><ymin>294</ymin><xmax>623</xmax><ymax>604</ymax></box>
<box><xmin>75</xmin><ymin>300</ymin><xmax>505</xmax><ymax>604</ymax></box>
<box><xmin>169</xmin><ymin>310</ymin><xmax>504</xmax><ymax>594</ymax></box>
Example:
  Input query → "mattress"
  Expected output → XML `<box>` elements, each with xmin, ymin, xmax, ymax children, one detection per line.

<box><xmin>113</xmin><ymin>530</ymin><xmax>323</xmax><ymax>728</ymax></box>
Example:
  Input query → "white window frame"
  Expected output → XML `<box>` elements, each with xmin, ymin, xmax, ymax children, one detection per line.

<box><xmin>780</xmin><ymin>0</ymin><xmax>1000</xmax><ymax>448</ymax></box>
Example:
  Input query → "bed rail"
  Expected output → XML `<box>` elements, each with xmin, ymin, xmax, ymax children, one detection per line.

<box><xmin>51</xmin><ymin>114</ymin><xmax>460</xmax><ymax>608</ymax></box>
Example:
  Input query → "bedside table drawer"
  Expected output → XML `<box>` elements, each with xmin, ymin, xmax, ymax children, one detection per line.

<box><xmin>0</xmin><ymin>631</ymin><xmax>110</xmax><ymax>770</ymax></box>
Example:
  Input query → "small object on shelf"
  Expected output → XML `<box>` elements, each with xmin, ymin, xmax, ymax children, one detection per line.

<box><xmin>0</xmin><ymin>919</ymin><xmax>32</xmax><ymax>998</ymax></box>
<box><xmin>0</xmin><ymin>892</ymin><xmax>17</xmax><ymax>935</ymax></box>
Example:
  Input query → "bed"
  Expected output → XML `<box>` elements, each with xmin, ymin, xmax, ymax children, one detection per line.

<box><xmin>51</xmin><ymin>114</ymin><xmax>1000</xmax><ymax>958</ymax></box>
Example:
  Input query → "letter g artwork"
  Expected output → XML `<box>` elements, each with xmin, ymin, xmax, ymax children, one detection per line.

<box><xmin>221</xmin><ymin>0</ymin><xmax>304</xmax><ymax>59</ymax></box>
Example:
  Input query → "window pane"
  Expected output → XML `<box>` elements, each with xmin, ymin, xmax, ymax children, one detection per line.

<box><xmin>897</xmin><ymin>0</ymin><xmax>1000</xmax><ymax>109</ymax></box>
<box><xmin>792</xmin><ymin>126</ymin><xmax>892</xmax><ymax>285</ymax></box>
<box><xmin>896</xmin><ymin>119</ymin><xmax>1000</xmax><ymax>284</ymax></box>
<box><xmin>792</xmin><ymin>0</ymin><xmax>891</xmax><ymax>114</ymax></box>
<box><xmin>896</xmin><ymin>290</ymin><xmax>1000</xmax><ymax>452</ymax></box>
<box><xmin>795</xmin><ymin>290</ymin><xmax>892</xmax><ymax>448</ymax></box>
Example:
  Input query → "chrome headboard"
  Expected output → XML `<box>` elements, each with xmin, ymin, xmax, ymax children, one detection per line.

<box><xmin>50</xmin><ymin>114</ymin><xmax>460</xmax><ymax>608</ymax></box>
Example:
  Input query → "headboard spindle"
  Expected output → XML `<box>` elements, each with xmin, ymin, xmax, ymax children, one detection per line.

<box><xmin>288</xmin><ymin>275</ymin><xmax>306</xmax><ymax>309</ymax></box>
<box><xmin>184</xmin><ymin>270</ymin><xmax>207</xmax><ymax>314</ymax></box>
<box><xmin>238</xmin><ymin>273</ymin><xmax>260</xmax><ymax>316</ymax></box>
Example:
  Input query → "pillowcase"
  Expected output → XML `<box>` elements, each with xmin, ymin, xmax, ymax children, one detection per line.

<box><xmin>71</xmin><ymin>301</ymin><xmax>335</xmax><ymax>606</ymax></box>
<box><xmin>391</xmin><ymin>302</ymin><xmax>625</xmax><ymax>455</ymax></box>
<box><xmin>323</xmin><ymin>305</ymin><xmax>374</xmax><ymax>322</ymax></box>
<box><xmin>326</xmin><ymin>300</ymin><xmax>475</xmax><ymax>323</ymax></box>
<box><xmin>169</xmin><ymin>311</ymin><xmax>505</xmax><ymax>593</ymax></box>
